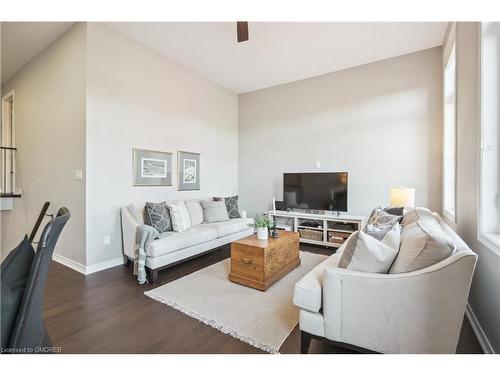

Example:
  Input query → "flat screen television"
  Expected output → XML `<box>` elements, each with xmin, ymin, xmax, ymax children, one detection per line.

<box><xmin>283</xmin><ymin>172</ymin><xmax>348</xmax><ymax>212</ymax></box>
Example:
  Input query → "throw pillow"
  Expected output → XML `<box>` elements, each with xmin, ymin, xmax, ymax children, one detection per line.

<box><xmin>200</xmin><ymin>200</ymin><xmax>230</xmax><ymax>223</ymax></box>
<box><xmin>185</xmin><ymin>200</ymin><xmax>204</xmax><ymax>226</ymax></box>
<box><xmin>364</xmin><ymin>222</ymin><xmax>401</xmax><ymax>251</ymax></box>
<box><xmin>363</xmin><ymin>223</ymin><xmax>392</xmax><ymax>241</ymax></box>
<box><xmin>401</xmin><ymin>207</ymin><xmax>435</xmax><ymax>227</ymax></box>
<box><xmin>213</xmin><ymin>196</ymin><xmax>241</xmax><ymax>219</ymax></box>
<box><xmin>383</xmin><ymin>206</ymin><xmax>405</xmax><ymax>216</ymax></box>
<box><xmin>389</xmin><ymin>217</ymin><xmax>455</xmax><ymax>274</ymax></box>
<box><xmin>380</xmin><ymin>222</ymin><xmax>401</xmax><ymax>250</ymax></box>
<box><xmin>167</xmin><ymin>202</ymin><xmax>192</xmax><ymax>232</ymax></box>
<box><xmin>145</xmin><ymin>202</ymin><xmax>172</xmax><ymax>233</ymax></box>
<box><xmin>1</xmin><ymin>236</ymin><xmax>35</xmax><ymax>348</ymax></box>
<box><xmin>338</xmin><ymin>231</ymin><xmax>399</xmax><ymax>273</ymax></box>
<box><xmin>367</xmin><ymin>207</ymin><xmax>401</xmax><ymax>227</ymax></box>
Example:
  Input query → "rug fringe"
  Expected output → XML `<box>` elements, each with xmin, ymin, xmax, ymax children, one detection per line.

<box><xmin>144</xmin><ymin>290</ymin><xmax>280</xmax><ymax>354</ymax></box>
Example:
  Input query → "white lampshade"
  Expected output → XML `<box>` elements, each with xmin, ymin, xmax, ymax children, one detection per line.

<box><xmin>389</xmin><ymin>187</ymin><xmax>415</xmax><ymax>207</ymax></box>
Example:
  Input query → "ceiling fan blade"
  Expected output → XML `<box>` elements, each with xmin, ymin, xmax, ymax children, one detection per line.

<box><xmin>237</xmin><ymin>21</ymin><xmax>249</xmax><ymax>42</ymax></box>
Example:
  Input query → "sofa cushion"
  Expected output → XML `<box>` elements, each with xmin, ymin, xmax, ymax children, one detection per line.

<box><xmin>401</xmin><ymin>207</ymin><xmax>435</xmax><ymax>227</ymax></box>
<box><xmin>389</xmin><ymin>216</ymin><xmax>456</xmax><ymax>274</ymax></box>
<box><xmin>146</xmin><ymin>226</ymin><xmax>218</xmax><ymax>257</ymax></box>
<box><xmin>167</xmin><ymin>201</ymin><xmax>192</xmax><ymax>232</ymax></box>
<box><xmin>203</xmin><ymin>218</ymin><xmax>250</xmax><ymax>238</ymax></box>
<box><xmin>338</xmin><ymin>231</ymin><xmax>399</xmax><ymax>273</ymax></box>
<box><xmin>214</xmin><ymin>196</ymin><xmax>241</xmax><ymax>219</ymax></box>
<box><xmin>293</xmin><ymin>247</ymin><xmax>345</xmax><ymax>313</ymax></box>
<box><xmin>185</xmin><ymin>200</ymin><xmax>204</xmax><ymax>226</ymax></box>
<box><xmin>200</xmin><ymin>200</ymin><xmax>230</xmax><ymax>223</ymax></box>
<box><xmin>145</xmin><ymin>201</ymin><xmax>172</xmax><ymax>233</ymax></box>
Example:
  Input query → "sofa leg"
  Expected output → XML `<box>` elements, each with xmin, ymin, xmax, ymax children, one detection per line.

<box><xmin>148</xmin><ymin>269</ymin><xmax>159</xmax><ymax>284</ymax></box>
<box><xmin>300</xmin><ymin>330</ymin><xmax>312</xmax><ymax>354</ymax></box>
<box><xmin>125</xmin><ymin>258</ymin><xmax>131</xmax><ymax>267</ymax></box>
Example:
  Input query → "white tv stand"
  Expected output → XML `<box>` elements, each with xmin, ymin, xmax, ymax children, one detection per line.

<box><xmin>265</xmin><ymin>210</ymin><xmax>365</xmax><ymax>249</ymax></box>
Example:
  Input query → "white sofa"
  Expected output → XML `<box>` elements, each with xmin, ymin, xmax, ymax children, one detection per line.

<box><xmin>121</xmin><ymin>198</ymin><xmax>253</xmax><ymax>282</ymax></box>
<box><xmin>293</xmin><ymin>210</ymin><xmax>477</xmax><ymax>354</ymax></box>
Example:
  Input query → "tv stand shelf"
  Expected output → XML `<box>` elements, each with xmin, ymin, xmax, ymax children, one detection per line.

<box><xmin>266</xmin><ymin>210</ymin><xmax>365</xmax><ymax>249</ymax></box>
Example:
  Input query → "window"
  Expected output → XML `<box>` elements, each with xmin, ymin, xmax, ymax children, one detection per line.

<box><xmin>443</xmin><ymin>43</ymin><xmax>457</xmax><ymax>222</ymax></box>
<box><xmin>480</xmin><ymin>22</ymin><xmax>500</xmax><ymax>251</ymax></box>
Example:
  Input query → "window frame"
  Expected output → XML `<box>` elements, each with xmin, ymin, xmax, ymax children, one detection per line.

<box><xmin>443</xmin><ymin>41</ymin><xmax>458</xmax><ymax>224</ymax></box>
<box><xmin>478</xmin><ymin>22</ymin><xmax>500</xmax><ymax>255</ymax></box>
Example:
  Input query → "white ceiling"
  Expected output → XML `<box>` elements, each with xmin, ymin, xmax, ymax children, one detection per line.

<box><xmin>1</xmin><ymin>22</ymin><xmax>75</xmax><ymax>84</ymax></box>
<box><xmin>109</xmin><ymin>22</ymin><xmax>447</xmax><ymax>93</ymax></box>
<box><xmin>1</xmin><ymin>22</ymin><xmax>447</xmax><ymax>92</ymax></box>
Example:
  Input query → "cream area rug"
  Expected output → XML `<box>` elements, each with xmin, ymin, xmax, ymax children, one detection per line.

<box><xmin>144</xmin><ymin>251</ymin><xmax>327</xmax><ymax>353</ymax></box>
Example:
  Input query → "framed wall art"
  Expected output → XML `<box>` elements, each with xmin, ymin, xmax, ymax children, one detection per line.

<box><xmin>133</xmin><ymin>148</ymin><xmax>172</xmax><ymax>186</ymax></box>
<box><xmin>178</xmin><ymin>150</ymin><xmax>200</xmax><ymax>191</ymax></box>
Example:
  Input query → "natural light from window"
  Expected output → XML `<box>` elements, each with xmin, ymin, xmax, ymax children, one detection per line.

<box><xmin>443</xmin><ymin>44</ymin><xmax>456</xmax><ymax>222</ymax></box>
<box><xmin>480</xmin><ymin>22</ymin><xmax>500</xmax><ymax>251</ymax></box>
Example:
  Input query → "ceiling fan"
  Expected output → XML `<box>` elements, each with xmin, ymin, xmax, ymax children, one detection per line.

<box><xmin>237</xmin><ymin>21</ymin><xmax>249</xmax><ymax>42</ymax></box>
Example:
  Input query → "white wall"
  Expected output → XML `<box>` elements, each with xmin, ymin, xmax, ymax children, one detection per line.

<box><xmin>85</xmin><ymin>24</ymin><xmax>238</xmax><ymax>266</ymax></box>
<box><xmin>448</xmin><ymin>22</ymin><xmax>500</xmax><ymax>353</ymax></box>
<box><xmin>238</xmin><ymin>47</ymin><xmax>443</xmax><ymax>217</ymax></box>
<box><xmin>0</xmin><ymin>24</ymin><xmax>86</xmax><ymax>264</ymax></box>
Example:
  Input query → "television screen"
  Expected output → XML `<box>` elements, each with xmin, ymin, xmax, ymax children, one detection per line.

<box><xmin>283</xmin><ymin>172</ymin><xmax>348</xmax><ymax>212</ymax></box>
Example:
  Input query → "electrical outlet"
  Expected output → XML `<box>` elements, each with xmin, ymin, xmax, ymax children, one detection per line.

<box><xmin>315</xmin><ymin>161</ymin><xmax>321</xmax><ymax>169</ymax></box>
<box><xmin>75</xmin><ymin>169</ymin><xmax>83</xmax><ymax>180</ymax></box>
<box><xmin>103</xmin><ymin>235</ymin><xmax>111</xmax><ymax>246</ymax></box>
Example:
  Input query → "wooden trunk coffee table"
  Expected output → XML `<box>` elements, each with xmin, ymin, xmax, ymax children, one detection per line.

<box><xmin>229</xmin><ymin>230</ymin><xmax>300</xmax><ymax>291</ymax></box>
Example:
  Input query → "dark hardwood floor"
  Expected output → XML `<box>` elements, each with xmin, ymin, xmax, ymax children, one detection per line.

<box><xmin>43</xmin><ymin>244</ymin><xmax>483</xmax><ymax>354</ymax></box>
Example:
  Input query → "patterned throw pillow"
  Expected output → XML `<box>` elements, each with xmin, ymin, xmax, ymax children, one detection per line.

<box><xmin>145</xmin><ymin>202</ymin><xmax>172</xmax><ymax>233</ymax></box>
<box><xmin>167</xmin><ymin>201</ymin><xmax>192</xmax><ymax>232</ymax></box>
<box><xmin>383</xmin><ymin>206</ymin><xmax>405</xmax><ymax>216</ymax></box>
<box><xmin>213</xmin><ymin>196</ymin><xmax>241</xmax><ymax>219</ymax></box>
<box><xmin>364</xmin><ymin>222</ymin><xmax>401</xmax><ymax>250</ymax></box>
<box><xmin>367</xmin><ymin>207</ymin><xmax>401</xmax><ymax>227</ymax></box>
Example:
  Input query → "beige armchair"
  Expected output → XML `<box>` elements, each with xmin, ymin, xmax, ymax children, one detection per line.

<box><xmin>293</xmin><ymin>213</ymin><xmax>477</xmax><ymax>354</ymax></box>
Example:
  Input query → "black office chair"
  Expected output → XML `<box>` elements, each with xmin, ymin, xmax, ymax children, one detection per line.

<box><xmin>8</xmin><ymin>207</ymin><xmax>71</xmax><ymax>352</ymax></box>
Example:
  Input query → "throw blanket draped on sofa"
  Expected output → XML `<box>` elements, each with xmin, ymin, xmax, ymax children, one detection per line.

<box><xmin>135</xmin><ymin>225</ymin><xmax>159</xmax><ymax>284</ymax></box>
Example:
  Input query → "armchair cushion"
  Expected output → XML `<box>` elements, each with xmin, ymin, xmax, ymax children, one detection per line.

<box><xmin>338</xmin><ymin>231</ymin><xmax>399</xmax><ymax>273</ymax></box>
<box><xmin>401</xmin><ymin>207</ymin><xmax>435</xmax><ymax>226</ymax></box>
<box><xmin>389</xmin><ymin>216</ymin><xmax>455</xmax><ymax>274</ymax></box>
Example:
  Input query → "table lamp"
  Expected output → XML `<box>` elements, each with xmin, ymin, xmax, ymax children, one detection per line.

<box><xmin>389</xmin><ymin>187</ymin><xmax>415</xmax><ymax>207</ymax></box>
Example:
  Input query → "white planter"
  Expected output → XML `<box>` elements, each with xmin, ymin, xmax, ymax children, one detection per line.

<box><xmin>256</xmin><ymin>227</ymin><xmax>269</xmax><ymax>240</ymax></box>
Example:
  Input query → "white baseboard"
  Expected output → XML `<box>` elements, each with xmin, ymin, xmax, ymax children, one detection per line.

<box><xmin>86</xmin><ymin>256</ymin><xmax>125</xmax><ymax>275</ymax></box>
<box><xmin>52</xmin><ymin>253</ymin><xmax>124</xmax><ymax>275</ymax></box>
<box><xmin>466</xmin><ymin>303</ymin><xmax>495</xmax><ymax>354</ymax></box>
<box><xmin>52</xmin><ymin>253</ymin><xmax>86</xmax><ymax>275</ymax></box>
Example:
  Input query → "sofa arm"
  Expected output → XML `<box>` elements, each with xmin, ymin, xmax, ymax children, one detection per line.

<box><xmin>239</xmin><ymin>210</ymin><xmax>247</xmax><ymax>219</ymax></box>
<box><xmin>121</xmin><ymin>207</ymin><xmax>140</xmax><ymax>259</ymax></box>
<box><xmin>322</xmin><ymin>252</ymin><xmax>477</xmax><ymax>353</ymax></box>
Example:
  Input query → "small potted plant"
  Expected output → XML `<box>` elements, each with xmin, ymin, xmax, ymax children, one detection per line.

<box><xmin>249</xmin><ymin>215</ymin><xmax>273</xmax><ymax>240</ymax></box>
